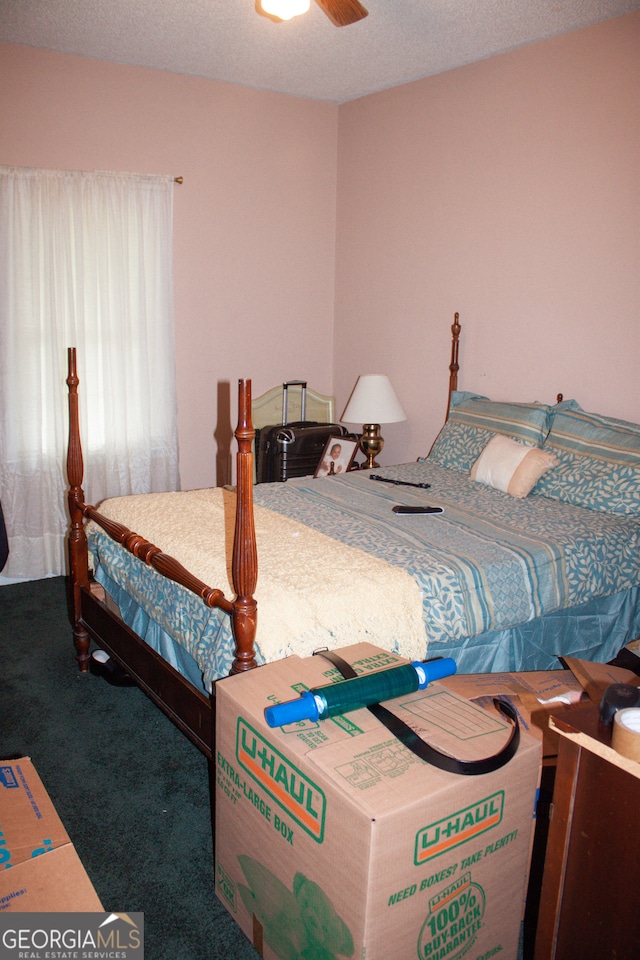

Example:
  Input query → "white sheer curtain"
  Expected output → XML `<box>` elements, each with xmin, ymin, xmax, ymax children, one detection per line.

<box><xmin>0</xmin><ymin>167</ymin><xmax>179</xmax><ymax>580</ymax></box>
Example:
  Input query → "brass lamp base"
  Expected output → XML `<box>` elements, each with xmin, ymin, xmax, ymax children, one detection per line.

<box><xmin>359</xmin><ymin>423</ymin><xmax>384</xmax><ymax>470</ymax></box>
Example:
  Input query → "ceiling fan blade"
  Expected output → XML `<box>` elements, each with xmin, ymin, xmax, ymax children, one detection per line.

<box><xmin>314</xmin><ymin>0</ymin><xmax>368</xmax><ymax>27</ymax></box>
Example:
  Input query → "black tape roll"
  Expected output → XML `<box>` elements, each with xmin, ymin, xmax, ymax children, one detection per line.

<box><xmin>599</xmin><ymin>682</ymin><xmax>640</xmax><ymax>725</ymax></box>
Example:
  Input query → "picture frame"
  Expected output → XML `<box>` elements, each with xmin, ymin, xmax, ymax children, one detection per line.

<box><xmin>315</xmin><ymin>436</ymin><xmax>359</xmax><ymax>477</ymax></box>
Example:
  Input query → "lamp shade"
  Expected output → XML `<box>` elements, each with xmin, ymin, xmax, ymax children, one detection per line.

<box><xmin>341</xmin><ymin>375</ymin><xmax>407</xmax><ymax>425</ymax></box>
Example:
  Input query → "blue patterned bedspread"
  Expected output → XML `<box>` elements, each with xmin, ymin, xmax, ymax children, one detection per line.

<box><xmin>89</xmin><ymin>460</ymin><xmax>640</xmax><ymax>683</ymax></box>
<box><xmin>253</xmin><ymin>461</ymin><xmax>640</xmax><ymax>643</ymax></box>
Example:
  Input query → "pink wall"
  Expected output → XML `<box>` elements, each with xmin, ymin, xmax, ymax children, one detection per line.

<box><xmin>2</xmin><ymin>11</ymin><xmax>639</xmax><ymax>483</ymax></box>
<box><xmin>1</xmin><ymin>43</ymin><xmax>338</xmax><ymax>489</ymax></box>
<box><xmin>335</xmin><ymin>12</ymin><xmax>640</xmax><ymax>467</ymax></box>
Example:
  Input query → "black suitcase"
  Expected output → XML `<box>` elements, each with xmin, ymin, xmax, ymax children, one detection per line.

<box><xmin>255</xmin><ymin>381</ymin><xmax>351</xmax><ymax>483</ymax></box>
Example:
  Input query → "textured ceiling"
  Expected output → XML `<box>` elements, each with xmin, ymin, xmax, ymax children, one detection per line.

<box><xmin>1</xmin><ymin>0</ymin><xmax>639</xmax><ymax>102</ymax></box>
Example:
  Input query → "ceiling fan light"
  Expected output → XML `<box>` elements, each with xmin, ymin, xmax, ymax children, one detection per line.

<box><xmin>260</xmin><ymin>0</ymin><xmax>310</xmax><ymax>21</ymax></box>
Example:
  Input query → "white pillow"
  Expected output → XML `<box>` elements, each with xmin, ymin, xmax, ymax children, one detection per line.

<box><xmin>470</xmin><ymin>435</ymin><xmax>557</xmax><ymax>498</ymax></box>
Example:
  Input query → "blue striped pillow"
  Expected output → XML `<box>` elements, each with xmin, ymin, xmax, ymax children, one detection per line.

<box><xmin>428</xmin><ymin>392</ymin><xmax>551</xmax><ymax>473</ymax></box>
<box><xmin>535</xmin><ymin>405</ymin><xmax>640</xmax><ymax>514</ymax></box>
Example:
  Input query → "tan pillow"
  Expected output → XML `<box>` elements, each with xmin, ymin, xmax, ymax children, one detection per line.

<box><xmin>470</xmin><ymin>435</ymin><xmax>557</xmax><ymax>498</ymax></box>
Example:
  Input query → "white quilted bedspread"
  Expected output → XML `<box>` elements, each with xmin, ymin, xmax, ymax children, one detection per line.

<box><xmin>91</xmin><ymin>487</ymin><xmax>427</xmax><ymax>664</ymax></box>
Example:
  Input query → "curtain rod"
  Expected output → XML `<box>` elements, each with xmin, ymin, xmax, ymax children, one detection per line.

<box><xmin>174</xmin><ymin>177</ymin><xmax>183</xmax><ymax>184</ymax></box>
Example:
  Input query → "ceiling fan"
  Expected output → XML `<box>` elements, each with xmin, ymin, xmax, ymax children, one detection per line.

<box><xmin>258</xmin><ymin>0</ymin><xmax>368</xmax><ymax>27</ymax></box>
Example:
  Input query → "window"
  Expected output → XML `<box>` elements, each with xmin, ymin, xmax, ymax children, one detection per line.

<box><xmin>0</xmin><ymin>167</ymin><xmax>179</xmax><ymax>580</ymax></box>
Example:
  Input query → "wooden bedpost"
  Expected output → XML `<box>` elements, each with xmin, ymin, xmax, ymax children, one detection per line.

<box><xmin>446</xmin><ymin>312</ymin><xmax>461</xmax><ymax>421</ymax></box>
<box><xmin>230</xmin><ymin>378</ymin><xmax>258</xmax><ymax>673</ymax></box>
<box><xmin>66</xmin><ymin>348</ymin><xmax>91</xmax><ymax>672</ymax></box>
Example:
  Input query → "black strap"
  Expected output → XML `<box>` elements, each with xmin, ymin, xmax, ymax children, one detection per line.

<box><xmin>314</xmin><ymin>649</ymin><xmax>519</xmax><ymax>775</ymax></box>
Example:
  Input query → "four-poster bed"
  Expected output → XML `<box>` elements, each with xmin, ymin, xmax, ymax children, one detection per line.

<box><xmin>66</xmin><ymin>316</ymin><xmax>640</xmax><ymax>759</ymax></box>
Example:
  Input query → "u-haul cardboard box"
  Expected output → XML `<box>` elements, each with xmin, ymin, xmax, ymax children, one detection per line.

<box><xmin>215</xmin><ymin>644</ymin><xmax>541</xmax><ymax>960</ymax></box>
<box><xmin>0</xmin><ymin>757</ymin><xmax>103</xmax><ymax>911</ymax></box>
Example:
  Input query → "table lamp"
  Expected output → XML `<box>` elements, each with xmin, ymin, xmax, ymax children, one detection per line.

<box><xmin>341</xmin><ymin>374</ymin><xmax>407</xmax><ymax>469</ymax></box>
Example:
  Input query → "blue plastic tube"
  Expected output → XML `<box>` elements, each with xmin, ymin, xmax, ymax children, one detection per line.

<box><xmin>264</xmin><ymin>658</ymin><xmax>457</xmax><ymax>728</ymax></box>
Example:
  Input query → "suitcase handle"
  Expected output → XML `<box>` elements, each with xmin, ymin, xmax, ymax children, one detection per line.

<box><xmin>282</xmin><ymin>381</ymin><xmax>307</xmax><ymax>424</ymax></box>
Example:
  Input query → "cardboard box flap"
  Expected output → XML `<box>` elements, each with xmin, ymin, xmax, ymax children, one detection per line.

<box><xmin>0</xmin><ymin>757</ymin><xmax>102</xmax><ymax>911</ymax></box>
<box><xmin>441</xmin><ymin>666</ymin><xmax>604</xmax><ymax>758</ymax></box>
<box><xmin>3</xmin><ymin>845</ymin><xmax>103</xmax><ymax>912</ymax></box>
<box><xmin>0</xmin><ymin>759</ymin><xmax>70</xmax><ymax>868</ymax></box>
<box><xmin>442</xmin><ymin>669</ymin><xmax>584</xmax><ymax>703</ymax></box>
<box><xmin>561</xmin><ymin>657</ymin><xmax>640</xmax><ymax>701</ymax></box>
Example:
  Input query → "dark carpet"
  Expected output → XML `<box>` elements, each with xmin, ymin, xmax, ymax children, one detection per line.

<box><xmin>0</xmin><ymin>577</ymin><xmax>260</xmax><ymax>960</ymax></box>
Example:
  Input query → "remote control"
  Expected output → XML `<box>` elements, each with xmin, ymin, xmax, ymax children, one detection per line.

<box><xmin>392</xmin><ymin>505</ymin><xmax>444</xmax><ymax>515</ymax></box>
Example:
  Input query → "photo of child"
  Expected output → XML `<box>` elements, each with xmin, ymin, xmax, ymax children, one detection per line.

<box><xmin>315</xmin><ymin>437</ymin><xmax>359</xmax><ymax>477</ymax></box>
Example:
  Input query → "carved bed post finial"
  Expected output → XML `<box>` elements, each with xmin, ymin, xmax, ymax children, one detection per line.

<box><xmin>446</xmin><ymin>312</ymin><xmax>461</xmax><ymax>421</ymax></box>
<box><xmin>66</xmin><ymin>348</ymin><xmax>91</xmax><ymax>671</ymax></box>
<box><xmin>231</xmin><ymin>378</ymin><xmax>258</xmax><ymax>673</ymax></box>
